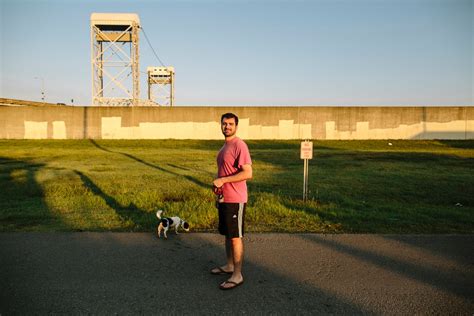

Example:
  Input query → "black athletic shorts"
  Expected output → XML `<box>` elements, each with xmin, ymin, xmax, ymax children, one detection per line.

<box><xmin>218</xmin><ymin>203</ymin><xmax>246</xmax><ymax>238</ymax></box>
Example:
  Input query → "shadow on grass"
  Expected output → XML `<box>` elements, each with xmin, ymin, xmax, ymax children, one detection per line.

<box><xmin>0</xmin><ymin>157</ymin><xmax>67</xmax><ymax>231</ymax></box>
<box><xmin>437</xmin><ymin>140</ymin><xmax>474</xmax><ymax>149</ymax></box>
<box><xmin>251</xmin><ymin>147</ymin><xmax>474</xmax><ymax>233</ymax></box>
<box><xmin>89</xmin><ymin>139</ymin><xmax>210</xmax><ymax>190</ymax></box>
<box><xmin>84</xmin><ymin>139</ymin><xmax>473</xmax><ymax>233</ymax></box>
<box><xmin>166</xmin><ymin>163</ymin><xmax>190</xmax><ymax>171</ymax></box>
<box><xmin>73</xmin><ymin>170</ymin><xmax>154</xmax><ymax>230</ymax></box>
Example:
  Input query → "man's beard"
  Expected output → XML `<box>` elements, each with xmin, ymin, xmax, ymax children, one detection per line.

<box><xmin>223</xmin><ymin>129</ymin><xmax>236</xmax><ymax>137</ymax></box>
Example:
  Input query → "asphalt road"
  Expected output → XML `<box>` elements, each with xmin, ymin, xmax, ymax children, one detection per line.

<box><xmin>1</xmin><ymin>233</ymin><xmax>473</xmax><ymax>315</ymax></box>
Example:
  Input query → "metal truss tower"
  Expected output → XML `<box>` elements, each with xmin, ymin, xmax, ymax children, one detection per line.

<box><xmin>90</xmin><ymin>13</ymin><xmax>140</xmax><ymax>106</ymax></box>
<box><xmin>147</xmin><ymin>66</ymin><xmax>175</xmax><ymax>106</ymax></box>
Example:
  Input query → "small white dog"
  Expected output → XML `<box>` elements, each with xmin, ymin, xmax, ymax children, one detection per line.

<box><xmin>156</xmin><ymin>210</ymin><xmax>190</xmax><ymax>239</ymax></box>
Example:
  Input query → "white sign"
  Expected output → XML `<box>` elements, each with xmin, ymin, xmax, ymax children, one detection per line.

<box><xmin>300</xmin><ymin>141</ymin><xmax>313</xmax><ymax>159</ymax></box>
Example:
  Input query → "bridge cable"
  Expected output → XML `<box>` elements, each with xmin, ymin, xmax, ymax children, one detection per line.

<box><xmin>141</xmin><ymin>27</ymin><xmax>166</xmax><ymax>67</ymax></box>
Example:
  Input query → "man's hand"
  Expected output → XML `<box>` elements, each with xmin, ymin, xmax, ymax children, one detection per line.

<box><xmin>213</xmin><ymin>164</ymin><xmax>252</xmax><ymax>189</ymax></box>
<box><xmin>213</xmin><ymin>178</ymin><xmax>225</xmax><ymax>188</ymax></box>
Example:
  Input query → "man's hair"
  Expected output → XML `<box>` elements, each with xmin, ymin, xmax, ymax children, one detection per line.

<box><xmin>221</xmin><ymin>113</ymin><xmax>239</xmax><ymax>125</ymax></box>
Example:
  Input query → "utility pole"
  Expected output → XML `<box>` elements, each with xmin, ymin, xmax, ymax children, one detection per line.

<box><xmin>34</xmin><ymin>76</ymin><xmax>45</xmax><ymax>102</ymax></box>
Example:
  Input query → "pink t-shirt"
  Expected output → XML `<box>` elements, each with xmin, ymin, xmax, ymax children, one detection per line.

<box><xmin>216</xmin><ymin>137</ymin><xmax>252</xmax><ymax>203</ymax></box>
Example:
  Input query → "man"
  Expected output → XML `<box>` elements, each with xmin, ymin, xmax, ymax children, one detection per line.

<box><xmin>211</xmin><ymin>113</ymin><xmax>252</xmax><ymax>290</ymax></box>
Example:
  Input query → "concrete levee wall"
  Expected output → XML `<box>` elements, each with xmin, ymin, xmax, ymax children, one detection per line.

<box><xmin>0</xmin><ymin>106</ymin><xmax>473</xmax><ymax>140</ymax></box>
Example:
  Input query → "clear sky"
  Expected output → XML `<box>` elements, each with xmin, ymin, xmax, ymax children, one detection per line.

<box><xmin>1</xmin><ymin>0</ymin><xmax>472</xmax><ymax>106</ymax></box>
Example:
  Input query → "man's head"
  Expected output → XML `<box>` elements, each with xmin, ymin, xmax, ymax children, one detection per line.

<box><xmin>220</xmin><ymin>113</ymin><xmax>239</xmax><ymax>139</ymax></box>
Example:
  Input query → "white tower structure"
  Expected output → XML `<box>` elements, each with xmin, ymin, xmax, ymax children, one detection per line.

<box><xmin>90</xmin><ymin>13</ymin><xmax>140</xmax><ymax>106</ymax></box>
<box><xmin>147</xmin><ymin>66</ymin><xmax>175</xmax><ymax>106</ymax></box>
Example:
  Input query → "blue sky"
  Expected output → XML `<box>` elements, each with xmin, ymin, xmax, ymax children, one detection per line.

<box><xmin>1</xmin><ymin>0</ymin><xmax>472</xmax><ymax>106</ymax></box>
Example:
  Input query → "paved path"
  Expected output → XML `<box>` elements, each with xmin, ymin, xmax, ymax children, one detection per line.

<box><xmin>1</xmin><ymin>233</ymin><xmax>473</xmax><ymax>315</ymax></box>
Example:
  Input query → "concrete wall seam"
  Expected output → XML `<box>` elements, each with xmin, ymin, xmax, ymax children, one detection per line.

<box><xmin>1</xmin><ymin>106</ymin><xmax>472</xmax><ymax>140</ymax></box>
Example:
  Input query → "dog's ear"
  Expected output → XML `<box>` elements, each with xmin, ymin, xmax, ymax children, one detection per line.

<box><xmin>183</xmin><ymin>222</ymin><xmax>189</xmax><ymax>230</ymax></box>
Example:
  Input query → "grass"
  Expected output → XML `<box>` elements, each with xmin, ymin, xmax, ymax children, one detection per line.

<box><xmin>0</xmin><ymin>139</ymin><xmax>473</xmax><ymax>233</ymax></box>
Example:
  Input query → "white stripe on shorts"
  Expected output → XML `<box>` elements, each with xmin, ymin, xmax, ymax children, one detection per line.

<box><xmin>238</xmin><ymin>203</ymin><xmax>244</xmax><ymax>237</ymax></box>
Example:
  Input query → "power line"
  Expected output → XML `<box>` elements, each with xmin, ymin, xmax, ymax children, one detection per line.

<box><xmin>141</xmin><ymin>27</ymin><xmax>166</xmax><ymax>67</ymax></box>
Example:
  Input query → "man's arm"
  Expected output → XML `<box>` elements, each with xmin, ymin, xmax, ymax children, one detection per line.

<box><xmin>213</xmin><ymin>164</ymin><xmax>252</xmax><ymax>188</ymax></box>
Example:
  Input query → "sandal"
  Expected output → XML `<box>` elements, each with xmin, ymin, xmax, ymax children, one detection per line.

<box><xmin>219</xmin><ymin>280</ymin><xmax>244</xmax><ymax>290</ymax></box>
<box><xmin>210</xmin><ymin>267</ymin><xmax>233</xmax><ymax>275</ymax></box>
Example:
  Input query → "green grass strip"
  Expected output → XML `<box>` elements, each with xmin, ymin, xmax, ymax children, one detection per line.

<box><xmin>0</xmin><ymin>139</ymin><xmax>473</xmax><ymax>233</ymax></box>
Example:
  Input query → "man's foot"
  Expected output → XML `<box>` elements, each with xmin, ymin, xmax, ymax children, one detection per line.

<box><xmin>210</xmin><ymin>266</ymin><xmax>234</xmax><ymax>275</ymax></box>
<box><xmin>219</xmin><ymin>278</ymin><xmax>244</xmax><ymax>290</ymax></box>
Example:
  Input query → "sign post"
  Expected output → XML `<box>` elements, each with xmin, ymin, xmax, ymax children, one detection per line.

<box><xmin>300</xmin><ymin>140</ymin><xmax>313</xmax><ymax>202</ymax></box>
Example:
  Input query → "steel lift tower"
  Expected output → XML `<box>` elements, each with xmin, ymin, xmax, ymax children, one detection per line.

<box><xmin>90</xmin><ymin>13</ymin><xmax>140</xmax><ymax>106</ymax></box>
<box><xmin>147</xmin><ymin>66</ymin><xmax>175</xmax><ymax>106</ymax></box>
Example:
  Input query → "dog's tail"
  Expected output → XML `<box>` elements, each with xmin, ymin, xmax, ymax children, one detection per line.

<box><xmin>156</xmin><ymin>210</ymin><xmax>163</xmax><ymax>219</ymax></box>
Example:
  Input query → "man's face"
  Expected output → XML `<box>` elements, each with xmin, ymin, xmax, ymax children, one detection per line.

<box><xmin>221</xmin><ymin>117</ymin><xmax>237</xmax><ymax>138</ymax></box>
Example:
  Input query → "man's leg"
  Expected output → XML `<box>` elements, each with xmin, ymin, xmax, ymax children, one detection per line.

<box><xmin>220</xmin><ymin>237</ymin><xmax>244</xmax><ymax>288</ymax></box>
<box><xmin>231</xmin><ymin>237</ymin><xmax>243</xmax><ymax>279</ymax></box>
<box><xmin>225</xmin><ymin>237</ymin><xmax>234</xmax><ymax>270</ymax></box>
<box><xmin>213</xmin><ymin>203</ymin><xmax>244</xmax><ymax>277</ymax></box>
<box><xmin>211</xmin><ymin>237</ymin><xmax>234</xmax><ymax>273</ymax></box>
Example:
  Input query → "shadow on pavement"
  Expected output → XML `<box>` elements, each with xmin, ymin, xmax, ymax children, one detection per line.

<box><xmin>299</xmin><ymin>234</ymin><xmax>474</xmax><ymax>302</ymax></box>
<box><xmin>381</xmin><ymin>234</ymin><xmax>474</xmax><ymax>267</ymax></box>
<box><xmin>2</xmin><ymin>233</ymin><xmax>473</xmax><ymax>314</ymax></box>
<box><xmin>0</xmin><ymin>233</ymin><xmax>366</xmax><ymax>315</ymax></box>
